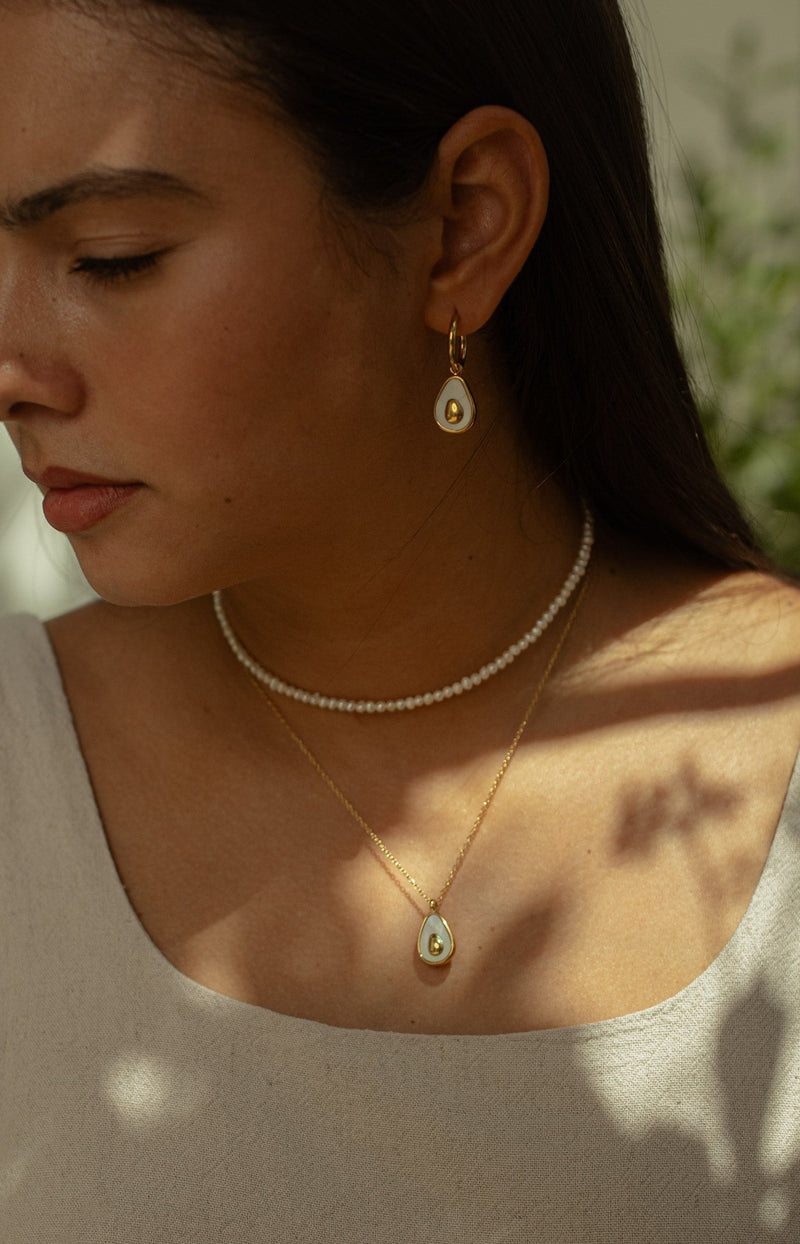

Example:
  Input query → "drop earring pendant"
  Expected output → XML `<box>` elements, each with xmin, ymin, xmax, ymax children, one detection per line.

<box><xmin>434</xmin><ymin>313</ymin><xmax>476</xmax><ymax>433</ymax></box>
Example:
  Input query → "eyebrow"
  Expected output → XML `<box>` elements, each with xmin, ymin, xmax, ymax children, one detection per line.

<box><xmin>0</xmin><ymin>166</ymin><xmax>213</xmax><ymax>231</ymax></box>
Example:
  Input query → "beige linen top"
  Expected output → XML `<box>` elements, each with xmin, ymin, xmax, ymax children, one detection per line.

<box><xmin>2</xmin><ymin>612</ymin><xmax>800</xmax><ymax>1242</ymax></box>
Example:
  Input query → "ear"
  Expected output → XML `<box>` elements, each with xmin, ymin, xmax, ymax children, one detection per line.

<box><xmin>423</xmin><ymin>105</ymin><xmax>549</xmax><ymax>336</ymax></box>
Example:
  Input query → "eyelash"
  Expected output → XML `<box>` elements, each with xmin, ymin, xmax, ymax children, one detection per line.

<box><xmin>70</xmin><ymin>251</ymin><xmax>164</xmax><ymax>286</ymax></box>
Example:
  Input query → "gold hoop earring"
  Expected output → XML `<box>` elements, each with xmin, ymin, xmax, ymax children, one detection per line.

<box><xmin>434</xmin><ymin>314</ymin><xmax>477</xmax><ymax>434</ymax></box>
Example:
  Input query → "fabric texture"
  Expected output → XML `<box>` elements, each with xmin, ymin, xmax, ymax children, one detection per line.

<box><xmin>2</xmin><ymin>611</ymin><xmax>800</xmax><ymax>1243</ymax></box>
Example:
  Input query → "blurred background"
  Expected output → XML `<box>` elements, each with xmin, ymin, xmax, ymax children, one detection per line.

<box><xmin>1</xmin><ymin>0</ymin><xmax>798</xmax><ymax>618</ymax></box>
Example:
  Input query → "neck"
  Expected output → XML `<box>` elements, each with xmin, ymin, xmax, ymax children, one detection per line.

<box><xmin>219</xmin><ymin>420</ymin><xmax>585</xmax><ymax>704</ymax></box>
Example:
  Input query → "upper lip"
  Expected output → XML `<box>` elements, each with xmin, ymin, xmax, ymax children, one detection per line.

<box><xmin>22</xmin><ymin>465</ymin><xmax>140</xmax><ymax>490</ymax></box>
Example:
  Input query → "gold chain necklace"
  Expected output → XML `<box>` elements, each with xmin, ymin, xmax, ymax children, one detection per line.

<box><xmin>239</xmin><ymin>574</ymin><xmax>588</xmax><ymax>967</ymax></box>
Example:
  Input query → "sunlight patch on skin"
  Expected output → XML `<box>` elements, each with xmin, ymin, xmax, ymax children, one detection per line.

<box><xmin>102</xmin><ymin>1050</ymin><xmax>209</xmax><ymax>1127</ymax></box>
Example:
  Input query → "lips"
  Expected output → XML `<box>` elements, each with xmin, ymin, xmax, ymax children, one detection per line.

<box><xmin>24</xmin><ymin>464</ymin><xmax>139</xmax><ymax>491</ymax></box>
<box><xmin>22</xmin><ymin>463</ymin><xmax>145</xmax><ymax>534</ymax></box>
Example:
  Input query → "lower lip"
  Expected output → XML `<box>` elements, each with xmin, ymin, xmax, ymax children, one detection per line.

<box><xmin>42</xmin><ymin>484</ymin><xmax>144</xmax><ymax>534</ymax></box>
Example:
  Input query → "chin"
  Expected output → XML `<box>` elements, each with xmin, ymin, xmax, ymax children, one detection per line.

<box><xmin>70</xmin><ymin>543</ymin><xmax>218</xmax><ymax>610</ymax></box>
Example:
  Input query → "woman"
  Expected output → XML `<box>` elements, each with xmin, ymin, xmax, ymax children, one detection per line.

<box><xmin>1</xmin><ymin>0</ymin><xmax>798</xmax><ymax>1238</ymax></box>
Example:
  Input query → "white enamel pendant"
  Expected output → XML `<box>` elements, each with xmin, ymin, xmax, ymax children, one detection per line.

<box><xmin>434</xmin><ymin>375</ymin><xmax>476</xmax><ymax>434</ymax></box>
<box><xmin>417</xmin><ymin>911</ymin><xmax>455</xmax><ymax>966</ymax></box>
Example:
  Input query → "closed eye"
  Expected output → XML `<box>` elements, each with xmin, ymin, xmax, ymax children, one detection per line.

<box><xmin>70</xmin><ymin>251</ymin><xmax>165</xmax><ymax>286</ymax></box>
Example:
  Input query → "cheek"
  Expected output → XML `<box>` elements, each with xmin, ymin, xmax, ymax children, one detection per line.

<box><xmin>82</xmin><ymin>235</ymin><xmax>376</xmax><ymax>532</ymax></box>
<box><xmin>88</xmin><ymin>239</ymin><xmax>329</xmax><ymax>459</ymax></box>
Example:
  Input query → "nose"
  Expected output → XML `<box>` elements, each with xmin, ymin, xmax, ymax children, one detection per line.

<box><xmin>0</xmin><ymin>349</ymin><xmax>84</xmax><ymax>423</ymax></box>
<box><xmin>0</xmin><ymin>262</ymin><xmax>85</xmax><ymax>423</ymax></box>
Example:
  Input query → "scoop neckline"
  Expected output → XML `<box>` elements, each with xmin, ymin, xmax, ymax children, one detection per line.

<box><xmin>28</xmin><ymin>611</ymin><xmax>800</xmax><ymax>1047</ymax></box>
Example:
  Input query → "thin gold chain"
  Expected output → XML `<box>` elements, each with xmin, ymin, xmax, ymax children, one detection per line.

<box><xmin>245</xmin><ymin>575</ymin><xmax>588</xmax><ymax>915</ymax></box>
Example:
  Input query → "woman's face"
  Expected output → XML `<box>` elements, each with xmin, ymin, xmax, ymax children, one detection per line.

<box><xmin>0</xmin><ymin>3</ymin><xmax>434</xmax><ymax>605</ymax></box>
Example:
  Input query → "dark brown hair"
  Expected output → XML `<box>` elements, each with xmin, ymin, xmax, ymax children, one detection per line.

<box><xmin>86</xmin><ymin>0</ymin><xmax>771</xmax><ymax>569</ymax></box>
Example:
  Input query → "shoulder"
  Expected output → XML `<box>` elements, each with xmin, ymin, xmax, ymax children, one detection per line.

<box><xmin>586</xmin><ymin>542</ymin><xmax>800</xmax><ymax>689</ymax></box>
<box><xmin>563</xmin><ymin>549</ymin><xmax>800</xmax><ymax>769</ymax></box>
<box><xmin>683</xmin><ymin>570</ymin><xmax>800</xmax><ymax>686</ymax></box>
<box><xmin>670</xmin><ymin>569</ymin><xmax>800</xmax><ymax>723</ymax></box>
<box><xmin>702</xmin><ymin>566</ymin><xmax>800</xmax><ymax>625</ymax></box>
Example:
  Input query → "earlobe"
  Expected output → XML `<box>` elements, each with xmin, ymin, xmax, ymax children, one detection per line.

<box><xmin>424</xmin><ymin>106</ymin><xmax>549</xmax><ymax>336</ymax></box>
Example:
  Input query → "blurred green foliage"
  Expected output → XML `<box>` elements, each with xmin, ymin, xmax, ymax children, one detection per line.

<box><xmin>669</xmin><ymin>28</ymin><xmax>800</xmax><ymax>573</ymax></box>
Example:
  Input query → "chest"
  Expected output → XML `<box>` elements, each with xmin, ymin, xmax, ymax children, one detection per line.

<box><xmin>76</xmin><ymin>703</ymin><xmax>796</xmax><ymax>1035</ymax></box>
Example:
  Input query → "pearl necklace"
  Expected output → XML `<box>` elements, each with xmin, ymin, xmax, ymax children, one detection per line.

<box><xmin>212</xmin><ymin>509</ymin><xmax>594</xmax><ymax>713</ymax></box>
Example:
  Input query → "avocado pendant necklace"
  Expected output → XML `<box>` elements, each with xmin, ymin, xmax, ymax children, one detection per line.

<box><xmin>226</xmin><ymin>564</ymin><xmax>589</xmax><ymax>967</ymax></box>
<box><xmin>417</xmin><ymin>905</ymin><xmax>456</xmax><ymax>965</ymax></box>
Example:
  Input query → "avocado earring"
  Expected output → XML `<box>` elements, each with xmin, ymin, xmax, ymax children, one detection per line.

<box><xmin>434</xmin><ymin>313</ymin><xmax>476</xmax><ymax>433</ymax></box>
